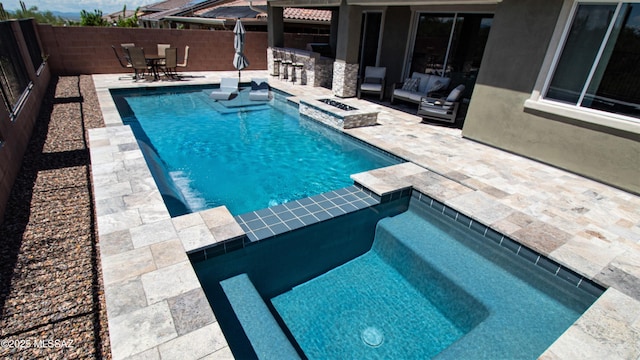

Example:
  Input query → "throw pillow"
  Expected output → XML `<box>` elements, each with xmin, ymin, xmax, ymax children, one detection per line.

<box><xmin>428</xmin><ymin>80</ymin><xmax>446</xmax><ymax>94</ymax></box>
<box><xmin>401</xmin><ymin>78</ymin><xmax>420</xmax><ymax>92</ymax></box>
<box><xmin>251</xmin><ymin>80</ymin><xmax>269</xmax><ymax>90</ymax></box>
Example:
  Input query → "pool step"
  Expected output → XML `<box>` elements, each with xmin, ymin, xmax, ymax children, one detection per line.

<box><xmin>220</xmin><ymin>273</ymin><xmax>301</xmax><ymax>360</ymax></box>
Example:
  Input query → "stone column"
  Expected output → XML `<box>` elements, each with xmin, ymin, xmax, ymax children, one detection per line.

<box><xmin>331</xmin><ymin>1</ymin><xmax>361</xmax><ymax>97</ymax></box>
<box><xmin>332</xmin><ymin>60</ymin><xmax>359</xmax><ymax>98</ymax></box>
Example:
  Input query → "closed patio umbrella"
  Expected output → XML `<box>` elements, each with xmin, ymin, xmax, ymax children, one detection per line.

<box><xmin>233</xmin><ymin>19</ymin><xmax>249</xmax><ymax>79</ymax></box>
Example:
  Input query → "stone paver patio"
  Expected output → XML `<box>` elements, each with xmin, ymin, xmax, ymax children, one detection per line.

<box><xmin>89</xmin><ymin>70</ymin><xmax>640</xmax><ymax>359</ymax></box>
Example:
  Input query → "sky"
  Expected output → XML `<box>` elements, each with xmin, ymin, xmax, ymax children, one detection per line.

<box><xmin>1</xmin><ymin>0</ymin><xmax>160</xmax><ymax>15</ymax></box>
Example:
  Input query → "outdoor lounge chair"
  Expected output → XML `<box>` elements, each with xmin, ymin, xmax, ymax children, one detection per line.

<box><xmin>417</xmin><ymin>84</ymin><xmax>465</xmax><ymax>123</ymax></box>
<box><xmin>210</xmin><ymin>78</ymin><xmax>239</xmax><ymax>100</ymax></box>
<box><xmin>249</xmin><ymin>78</ymin><xmax>270</xmax><ymax>101</ymax></box>
<box><xmin>358</xmin><ymin>66</ymin><xmax>386</xmax><ymax>100</ymax></box>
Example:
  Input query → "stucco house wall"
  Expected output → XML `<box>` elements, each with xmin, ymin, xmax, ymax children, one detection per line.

<box><xmin>462</xmin><ymin>0</ymin><xmax>640</xmax><ymax>194</ymax></box>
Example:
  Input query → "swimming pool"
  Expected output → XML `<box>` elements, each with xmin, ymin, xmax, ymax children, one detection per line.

<box><xmin>193</xmin><ymin>191</ymin><xmax>602</xmax><ymax>359</ymax></box>
<box><xmin>111</xmin><ymin>86</ymin><xmax>400</xmax><ymax>216</ymax></box>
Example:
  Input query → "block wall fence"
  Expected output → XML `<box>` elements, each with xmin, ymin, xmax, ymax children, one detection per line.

<box><xmin>36</xmin><ymin>25</ymin><xmax>270</xmax><ymax>75</ymax></box>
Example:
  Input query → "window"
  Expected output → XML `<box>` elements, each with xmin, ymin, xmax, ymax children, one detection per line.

<box><xmin>19</xmin><ymin>19</ymin><xmax>44</xmax><ymax>73</ymax></box>
<box><xmin>0</xmin><ymin>21</ymin><xmax>31</xmax><ymax>117</ymax></box>
<box><xmin>545</xmin><ymin>2</ymin><xmax>640</xmax><ymax>120</ymax></box>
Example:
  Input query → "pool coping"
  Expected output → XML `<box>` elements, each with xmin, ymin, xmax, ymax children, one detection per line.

<box><xmin>91</xmin><ymin>72</ymin><xmax>640</xmax><ymax>359</ymax></box>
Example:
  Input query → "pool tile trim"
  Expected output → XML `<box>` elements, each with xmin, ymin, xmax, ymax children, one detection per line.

<box><xmin>410</xmin><ymin>190</ymin><xmax>606</xmax><ymax>298</ymax></box>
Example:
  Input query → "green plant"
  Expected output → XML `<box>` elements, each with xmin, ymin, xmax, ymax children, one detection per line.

<box><xmin>80</xmin><ymin>9</ymin><xmax>108</xmax><ymax>26</ymax></box>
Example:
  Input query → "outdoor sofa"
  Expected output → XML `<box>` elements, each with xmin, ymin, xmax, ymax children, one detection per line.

<box><xmin>391</xmin><ymin>72</ymin><xmax>451</xmax><ymax>105</ymax></box>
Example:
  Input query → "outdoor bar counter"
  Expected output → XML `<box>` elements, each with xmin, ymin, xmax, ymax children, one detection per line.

<box><xmin>267</xmin><ymin>47</ymin><xmax>333</xmax><ymax>88</ymax></box>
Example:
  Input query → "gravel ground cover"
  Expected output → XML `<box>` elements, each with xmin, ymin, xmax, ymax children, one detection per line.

<box><xmin>0</xmin><ymin>76</ymin><xmax>111</xmax><ymax>359</ymax></box>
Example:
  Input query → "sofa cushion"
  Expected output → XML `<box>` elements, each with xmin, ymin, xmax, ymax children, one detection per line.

<box><xmin>393</xmin><ymin>89</ymin><xmax>424</xmax><ymax>103</ymax></box>
<box><xmin>446</xmin><ymin>84</ymin><xmax>466</xmax><ymax>102</ymax></box>
<box><xmin>427</xmin><ymin>79</ymin><xmax>447</xmax><ymax>94</ymax></box>
<box><xmin>361</xmin><ymin>83</ymin><xmax>382</xmax><ymax>92</ymax></box>
<box><xmin>402</xmin><ymin>77</ymin><xmax>420</xmax><ymax>92</ymax></box>
<box><xmin>364</xmin><ymin>77</ymin><xmax>382</xmax><ymax>84</ymax></box>
<box><xmin>411</xmin><ymin>72</ymin><xmax>432</xmax><ymax>94</ymax></box>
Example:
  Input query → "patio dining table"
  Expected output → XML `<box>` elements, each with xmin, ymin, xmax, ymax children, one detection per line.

<box><xmin>145</xmin><ymin>54</ymin><xmax>165</xmax><ymax>80</ymax></box>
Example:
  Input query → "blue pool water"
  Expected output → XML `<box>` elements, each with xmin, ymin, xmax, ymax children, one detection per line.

<box><xmin>112</xmin><ymin>86</ymin><xmax>399</xmax><ymax>215</ymax></box>
<box><xmin>193</xmin><ymin>194</ymin><xmax>601</xmax><ymax>359</ymax></box>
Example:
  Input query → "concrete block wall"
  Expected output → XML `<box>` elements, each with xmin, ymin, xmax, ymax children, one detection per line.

<box><xmin>36</xmin><ymin>25</ymin><xmax>269</xmax><ymax>75</ymax></box>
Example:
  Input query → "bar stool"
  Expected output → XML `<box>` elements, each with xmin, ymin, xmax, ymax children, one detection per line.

<box><xmin>290</xmin><ymin>52</ymin><xmax>304</xmax><ymax>84</ymax></box>
<box><xmin>271</xmin><ymin>49</ymin><xmax>281</xmax><ymax>77</ymax></box>
<box><xmin>281</xmin><ymin>51</ymin><xmax>292</xmax><ymax>80</ymax></box>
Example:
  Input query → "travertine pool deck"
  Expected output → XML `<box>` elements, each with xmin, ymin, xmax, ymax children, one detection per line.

<box><xmin>91</xmin><ymin>71</ymin><xmax>640</xmax><ymax>359</ymax></box>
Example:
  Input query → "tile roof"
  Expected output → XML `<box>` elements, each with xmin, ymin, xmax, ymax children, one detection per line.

<box><xmin>193</xmin><ymin>0</ymin><xmax>330</xmax><ymax>22</ymax></box>
<box><xmin>284</xmin><ymin>7</ymin><xmax>331</xmax><ymax>22</ymax></box>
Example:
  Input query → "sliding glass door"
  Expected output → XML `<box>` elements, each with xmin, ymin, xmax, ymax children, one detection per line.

<box><xmin>409</xmin><ymin>13</ymin><xmax>493</xmax><ymax>96</ymax></box>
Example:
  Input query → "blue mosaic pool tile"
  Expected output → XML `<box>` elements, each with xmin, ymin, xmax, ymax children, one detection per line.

<box><xmin>485</xmin><ymin>227</ymin><xmax>504</xmax><ymax>244</ymax></box>
<box><xmin>299</xmin><ymin>214</ymin><xmax>318</xmax><ymax>226</ymax></box>
<box><xmin>469</xmin><ymin>220</ymin><xmax>487</xmax><ymax>236</ymax></box>
<box><xmin>536</xmin><ymin>256</ymin><xmax>561</xmax><ymax>275</ymax></box>
<box><xmin>284</xmin><ymin>201</ymin><xmax>302</xmax><ymax>210</ymax></box>
<box><xmin>501</xmin><ymin>237</ymin><xmax>521</xmax><ymax>254</ymax></box>
<box><xmin>284</xmin><ymin>218</ymin><xmax>304</xmax><ymax>231</ymax></box>
<box><xmin>292</xmin><ymin>207</ymin><xmax>311</xmax><ymax>217</ymax></box>
<box><xmin>269</xmin><ymin>223</ymin><xmax>290</xmax><ymax>235</ymax></box>
<box><xmin>255</xmin><ymin>208</ymin><xmax>274</xmax><ymax>217</ymax></box>
<box><xmin>339</xmin><ymin>203</ymin><xmax>359</xmax><ymax>212</ymax></box>
<box><xmin>252</xmin><ymin>227</ymin><xmax>275</xmax><ymax>241</ymax></box>
<box><xmin>297</xmin><ymin>197</ymin><xmax>314</xmax><ymax>206</ymax></box>
<box><xmin>269</xmin><ymin>204</ymin><xmax>289</xmax><ymax>214</ymax></box>
<box><xmin>328</xmin><ymin>196</ymin><xmax>347</xmax><ymax>207</ymax></box>
<box><xmin>275</xmin><ymin>210</ymin><xmax>296</xmax><ymax>221</ymax></box>
<box><xmin>431</xmin><ymin>199</ymin><xmax>445</xmax><ymax>213</ymax></box>
<box><xmin>557</xmin><ymin>267</ymin><xmax>583</xmax><ymax>287</ymax></box>
<box><xmin>578</xmin><ymin>278</ymin><xmax>606</xmax><ymax>297</ymax></box>
<box><xmin>410</xmin><ymin>189</ymin><xmax>605</xmax><ymax>297</ymax></box>
<box><xmin>224</xmin><ymin>239</ymin><xmax>244</xmax><ymax>252</ymax></box>
<box><xmin>233</xmin><ymin>186</ymin><xmax>381</xmax><ymax>242</ymax></box>
<box><xmin>517</xmin><ymin>245</ymin><xmax>540</xmax><ymax>264</ymax></box>
<box><xmin>314</xmin><ymin>211</ymin><xmax>332</xmax><ymax>221</ymax></box>
<box><xmin>245</xmin><ymin>218</ymin><xmax>267</xmax><ymax>230</ymax></box>
<box><xmin>442</xmin><ymin>206</ymin><xmax>457</xmax><ymax>221</ymax></box>
<box><xmin>455</xmin><ymin>212</ymin><xmax>472</xmax><ymax>228</ymax></box>
<box><xmin>261</xmin><ymin>215</ymin><xmax>281</xmax><ymax>226</ymax></box>
<box><xmin>326</xmin><ymin>206</ymin><xmax>346</xmax><ymax>217</ymax></box>
<box><xmin>305</xmin><ymin>203</ymin><xmax>322</xmax><ymax>213</ymax></box>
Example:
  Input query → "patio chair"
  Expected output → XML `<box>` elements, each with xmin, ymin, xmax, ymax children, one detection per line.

<box><xmin>210</xmin><ymin>77</ymin><xmax>239</xmax><ymax>100</ymax></box>
<box><xmin>157</xmin><ymin>43</ymin><xmax>170</xmax><ymax>65</ymax></box>
<box><xmin>358</xmin><ymin>66</ymin><xmax>387</xmax><ymax>100</ymax></box>
<box><xmin>126</xmin><ymin>46</ymin><xmax>151</xmax><ymax>81</ymax></box>
<box><xmin>249</xmin><ymin>78</ymin><xmax>270</xmax><ymax>101</ymax></box>
<box><xmin>111</xmin><ymin>45</ymin><xmax>135</xmax><ymax>80</ymax></box>
<box><xmin>417</xmin><ymin>84</ymin><xmax>465</xmax><ymax>123</ymax></box>
<box><xmin>162</xmin><ymin>47</ymin><xmax>178</xmax><ymax>79</ymax></box>
<box><xmin>177</xmin><ymin>45</ymin><xmax>189</xmax><ymax>69</ymax></box>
